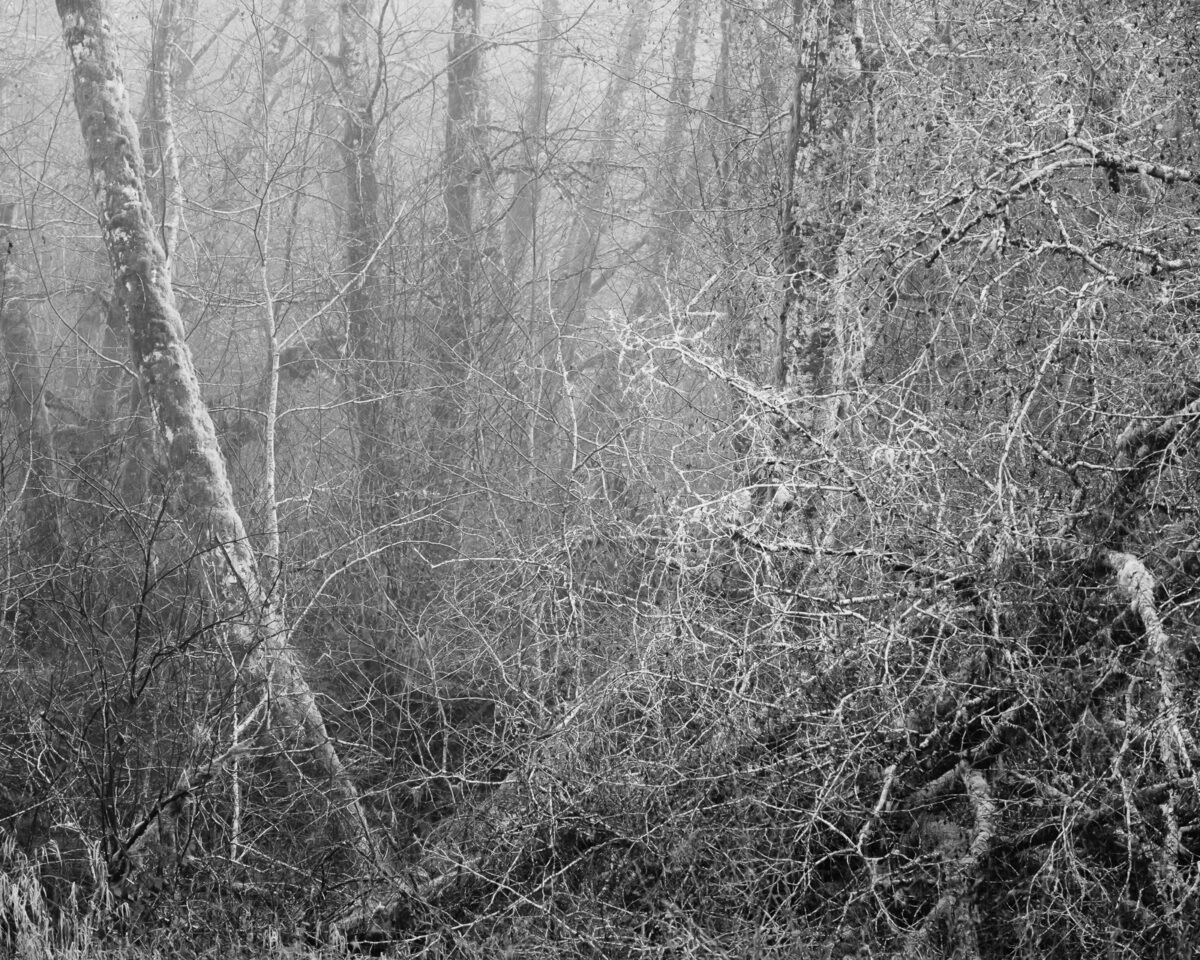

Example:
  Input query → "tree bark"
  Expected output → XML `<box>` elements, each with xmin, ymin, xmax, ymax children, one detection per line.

<box><xmin>630</xmin><ymin>0</ymin><xmax>701</xmax><ymax>318</ymax></box>
<box><xmin>536</xmin><ymin>4</ymin><xmax>646</xmax><ymax>478</ymax></box>
<box><xmin>777</xmin><ymin>0</ymin><xmax>871</xmax><ymax>437</ymax></box>
<box><xmin>1</xmin><ymin>212</ymin><xmax>63</xmax><ymax>567</ymax></box>
<box><xmin>337</xmin><ymin>0</ymin><xmax>391</xmax><ymax>513</ymax></box>
<box><xmin>140</xmin><ymin>0</ymin><xmax>183</xmax><ymax>269</ymax></box>
<box><xmin>548</xmin><ymin>6</ymin><xmax>647</xmax><ymax>349</ymax></box>
<box><xmin>503</xmin><ymin>0</ymin><xmax>558</xmax><ymax>281</ymax></box>
<box><xmin>56</xmin><ymin>0</ymin><xmax>375</xmax><ymax>867</ymax></box>
<box><xmin>431</xmin><ymin>0</ymin><xmax>483</xmax><ymax>475</ymax></box>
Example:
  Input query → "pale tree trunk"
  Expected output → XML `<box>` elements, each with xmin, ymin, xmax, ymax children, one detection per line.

<box><xmin>85</xmin><ymin>1</ymin><xmax>193</xmax><ymax>517</ymax></box>
<box><xmin>430</xmin><ymin>0</ymin><xmax>483</xmax><ymax>486</ymax></box>
<box><xmin>1</xmin><ymin>209</ymin><xmax>62</xmax><ymax>568</ymax></box>
<box><xmin>56</xmin><ymin>0</ymin><xmax>375</xmax><ymax>867</ymax></box>
<box><xmin>115</xmin><ymin>0</ymin><xmax>187</xmax><ymax>510</ymax></box>
<box><xmin>777</xmin><ymin>0</ymin><xmax>873</xmax><ymax>436</ymax></box>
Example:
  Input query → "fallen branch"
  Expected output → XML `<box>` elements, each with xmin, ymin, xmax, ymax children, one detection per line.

<box><xmin>728</xmin><ymin>527</ymin><xmax>972</xmax><ymax>587</ymax></box>
<box><xmin>1066</xmin><ymin>136</ymin><xmax>1200</xmax><ymax>186</ymax></box>
<box><xmin>905</xmin><ymin>764</ymin><xmax>994</xmax><ymax>960</ymax></box>
<box><xmin>1116</xmin><ymin>390</ymin><xmax>1200</xmax><ymax>469</ymax></box>
<box><xmin>1099</xmin><ymin>550</ymin><xmax>1195</xmax><ymax>772</ymax></box>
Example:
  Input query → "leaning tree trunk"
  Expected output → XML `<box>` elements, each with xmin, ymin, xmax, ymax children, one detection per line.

<box><xmin>55</xmin><ymin>0</ymin><xmax>375</xmax><ymax>867</ymax></box>
<box><xmin>140</xmin><ymin>0</ymin><xmax>183</xmax><ymax>269</ymax></box>
<box><xmin>547</xmin><ymin>5</ymin><xmax>647</xmax><ymax>351</ymax></box>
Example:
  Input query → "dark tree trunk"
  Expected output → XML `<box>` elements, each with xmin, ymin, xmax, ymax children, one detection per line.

<box><xmin>1</xmin><ymin>211</ymin><xmax>62</xmax><ymax>567</ymax></box>
<box><xmin>338</xmin><ymin>0</ymin><xmax>391</xmax><ymax>513</ymax></box>
<box><xmin>431</xmin><ymin>0</ymin><xmax>483</xmax><ymax>476</ymax></box>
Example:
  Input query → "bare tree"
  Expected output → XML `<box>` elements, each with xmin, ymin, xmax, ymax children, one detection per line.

<box><xmin>548</xmin><ymin>6</ymin><xmax>648</xmax><ymax>352</ymax></box>
<box><xmin>630</xmin><ymin>0</ymin><xmax>702</xmax><ymax>318</ymax></box>
<box><xmin>55</xmin><ymin>0</ymin><xmax>376</xmax><ymax>867</ymax></box>
<box><xmin>530</xmin><ymin>4</ymin><xmax>648</xmax><ymax>488</ymax></box>
<box><xmin>503</xmin><ymin>0</ymin><xmax>558</xmax><ymax>280</ymax></box>
<box><xmin>337</xmin><ymin>0</ymin><xmax>390</xmax><ymax>509</ymax></box>
<box><xmin>431</xmin><ymin>0</ymin><xmax>484</xmax><ymax>482</ymax></box>
<box><xmin>1</xmin><ymin>206</ymin><xmax>62</xmax><ymax>567</ymax></box>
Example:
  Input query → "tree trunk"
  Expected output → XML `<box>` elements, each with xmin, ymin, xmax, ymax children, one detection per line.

<box><xmin>1</xmin><ymin>212</ymin><xmax>62</xmax><ymax>568</ymax></box>
<box><xmin>337</xmin><ymin>0</ymin><xmax>391</xmax><ymax>516</ymax></box>
<box><xmin>548</xmin><ymin>6</ymin><xmax>647</xmax><ymax>348</ymax></box>
<box><xmin>630</xmin><ymin>0</ymin><xmax>701</xmax><ymax>318</ymax></box>
<box><xmin>777</xmin><ymin>0</ymin><xmax>873</xmax><ymax>436</ymax></box>
<box><xmin>504</xmin><ymin>0</ymin><xmax>559</xmax><ymax>490</ymax></box>
<box><xmin>55</xmin><ymin>0</ymin><xmax>376</xmax><ymax>867</ymax></box>
<box><xmin>140</xmin><ymin>0</ymin><xmax>183</xmax><ymax>269</ymax></box>
<box><xmin>503</xmin><ymin>0</ymin><xmax>558</xmax><ymax>281</ymax></box>
<box><xmin>538</xmin><ymin>5</ymin><xmax>647</xmax><ymax>480</ymax></box>
<box><xmin>430</xmin><ymin>0</ymin><xmax>483</xmax><ymax>479</ymax></box>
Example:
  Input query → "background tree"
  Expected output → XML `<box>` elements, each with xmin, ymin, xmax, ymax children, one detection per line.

<box><xmin>431</xmin><ymin>0</ymin><xmax>483</xmax><ymax>486</ymax></box>
<box><xmin>1</xmin><ymin>205</ymin><xmax>62</xmax><ymax>573</ymax></box>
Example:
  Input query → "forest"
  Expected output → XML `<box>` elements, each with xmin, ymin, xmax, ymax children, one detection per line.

<box><xmin>2</xmin><ymin>0</ymin><xmax>1200</xmax><ymax>957</ymax></box>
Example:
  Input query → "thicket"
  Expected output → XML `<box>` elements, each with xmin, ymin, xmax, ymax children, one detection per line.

<box><xmin>3</xmin><ymin>1</ymin><xmax>1200</xmax><ymax>958</ymax></box>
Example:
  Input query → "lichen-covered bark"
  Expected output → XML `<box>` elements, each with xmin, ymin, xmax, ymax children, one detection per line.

<box><xmin>777</xmin><ymin>0</ymin><xmax>872</xmax><ymax>435</ymax></box>
<box><xmin>56</xmin><ymin>0</ymin><xmax>374</xmax><ymax>864</ymax></box>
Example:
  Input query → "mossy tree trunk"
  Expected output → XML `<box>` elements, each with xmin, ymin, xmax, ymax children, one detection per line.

<box><xmin>55</xmin><ymin>0</ymin><xmax>376</xmax><ymax>868</ymax></box>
